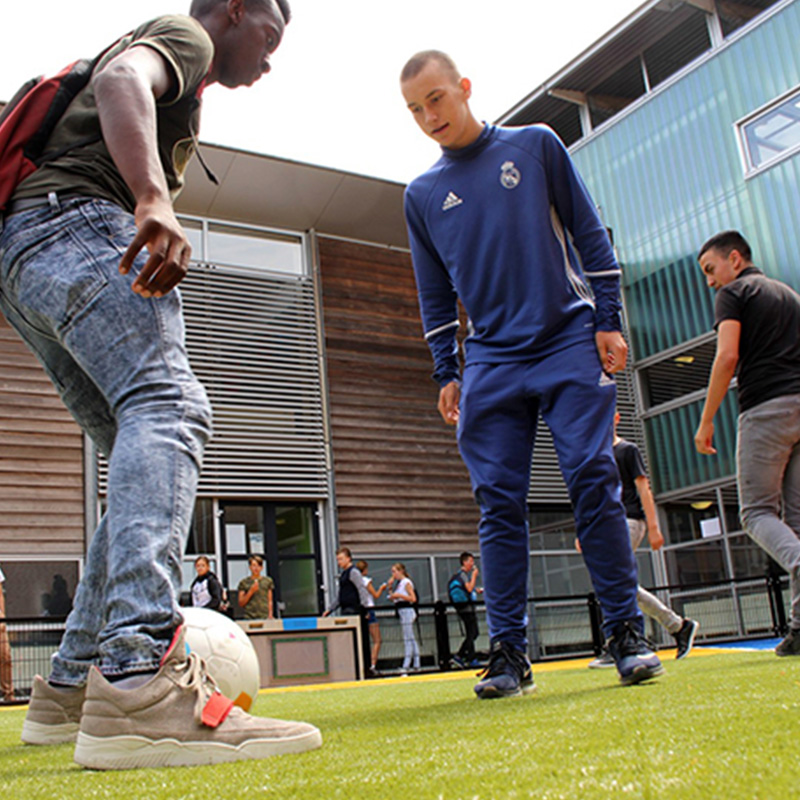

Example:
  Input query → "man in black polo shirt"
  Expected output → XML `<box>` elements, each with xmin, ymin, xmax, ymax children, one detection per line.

<box><xmin>695</xmin><ymin>230</ymin><xmax>800</xmax><ymax>657</ymax></box>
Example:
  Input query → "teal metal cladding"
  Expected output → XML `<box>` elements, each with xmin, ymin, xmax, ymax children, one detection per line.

<box><xmin>569</xmin><ymin>0</ymin><xmax>800</xmax><ymax>494</ymax></box>
<box><xmin>645</xmin><ymin>393</ymin><xmax>738</xmax><ymax>496</ymax></box>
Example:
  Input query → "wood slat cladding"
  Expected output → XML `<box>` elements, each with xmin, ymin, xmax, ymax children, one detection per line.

<box><xmin>0</xmin><ymin>315</ymin><xmax>85</xmax><ymax>555</ymax></box>
<box><xmin>318</xmin><ymin>237</ymin><xmax>479</xmax><ymax>554</ymax></box>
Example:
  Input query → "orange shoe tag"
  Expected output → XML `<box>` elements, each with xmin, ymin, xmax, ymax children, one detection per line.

<box><xmin>202</xmin><ymin>692</ymin><xmax>234</xmax><ymax>727</ymax></box>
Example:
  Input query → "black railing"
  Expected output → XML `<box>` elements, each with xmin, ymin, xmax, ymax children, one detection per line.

<box><xmin>0</xmin><ymin>574</ymin><xmax>789</xmax><ymax>702</ymax></box>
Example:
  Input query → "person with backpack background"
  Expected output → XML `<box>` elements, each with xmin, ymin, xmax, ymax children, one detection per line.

<box><xmin>387</xmin><ymin>562</ymin><xmax>420</xmax><ymax>676</ymax></box>
<box><xmin>6</xmin><ymin>0</ymin><xmax>321</xmax><ymax>769</ymax></box>
<box><xmin>448</xmin><ymin>552</ymin><xmax>481</xmax><ymax>669</ymax></box>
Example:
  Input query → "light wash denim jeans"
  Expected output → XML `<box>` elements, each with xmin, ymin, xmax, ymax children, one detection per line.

<box><xmin>397</xmin><ymin>607</ymin><xmax>420</xmax><ymax>670</ymax></box>
<box><xmin>0</xmin><ymin>197</ymin><xmax>212</xmax><ymax>685</ymax></box>
<box><xmin>738</xmin><ymin>394</ymin><xmax>800</xmax><ymax>630</ymax></box>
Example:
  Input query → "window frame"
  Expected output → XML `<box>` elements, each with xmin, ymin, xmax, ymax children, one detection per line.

<box><xmin>736</xmin><ymin>84</ymin><xmax>800</xmax><ymax>178</ymax></box>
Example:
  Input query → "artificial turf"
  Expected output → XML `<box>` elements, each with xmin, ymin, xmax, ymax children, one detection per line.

<box><xmin>0</xmin><ymin>648</ymin><xmax>796</xmax><ymax>800</ymax></box>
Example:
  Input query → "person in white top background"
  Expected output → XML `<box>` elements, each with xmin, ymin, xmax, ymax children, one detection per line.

<box><xmin>387</xmin><ymin>563</ymin><xmax>420</xmax><ymax>675</ymax></box>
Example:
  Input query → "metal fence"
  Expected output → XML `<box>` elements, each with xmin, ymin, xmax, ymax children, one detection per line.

<box><xmin>0</xmin><ymin>574</ymin><xmax>790</xmax><ymax>703</ymax></box>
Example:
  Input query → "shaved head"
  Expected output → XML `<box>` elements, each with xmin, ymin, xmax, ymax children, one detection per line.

<box><xmin>401</xmin><ymin>50</ymin><xmax>461</xmax><ymax>85</ymax></box>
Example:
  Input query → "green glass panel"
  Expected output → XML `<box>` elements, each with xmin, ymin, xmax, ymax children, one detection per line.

<box><xmin>275</xmin><ymin>505</ymin><xmax>314</xmax><ymax>555</ymax></box>
<box><xmin>278</xmin><ymin>558</ymin><xmax>319</xmax><ymax>616</ymax></box>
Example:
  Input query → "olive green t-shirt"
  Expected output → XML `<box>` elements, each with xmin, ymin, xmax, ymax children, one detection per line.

<box><xmin>237</xmin><ymin>575</ymin><xmax>275</xmax><ymax>620</ymax></box>
<box><xmin>13</xmin><ymin>15</ymin><xmax>214</xmax><ymax>212</ymax></box>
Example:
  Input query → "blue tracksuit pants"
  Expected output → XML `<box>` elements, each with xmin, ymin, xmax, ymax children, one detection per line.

<box><xmin>457</xmin><ymin>338</ymin><xmax>642</xmax><ymax>649</ymax></box>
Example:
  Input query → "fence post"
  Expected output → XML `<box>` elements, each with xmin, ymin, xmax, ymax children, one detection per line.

<box><xmin>766</xmin><ymin>574</ymin><xmax>788</xmax><ymax>636</ymax></box>
<box><xmin>433</xmin><ymin>601</ymin><xmax>451</xmax><ymax>670</ymax></box>
<box><xmin>587</xmin><ymin>592</ymin><xmax>604</xmax><ymax>655</ymax></box>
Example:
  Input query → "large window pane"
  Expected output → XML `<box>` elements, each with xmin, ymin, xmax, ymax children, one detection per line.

<box><xmin>434</xmin><ymin>554</ymin><xmax>482</xmax><ymax>603</ymax></box>
<box><xmin>529</xmin><ymin>506</ymin><xmax>576</xmax><ymax>551</ymax></box>
<box><xmin>1</xmin><ymin>561</ymin><xmax>80</xmax><ymax>618</ymax></box>
<box><xmin>185</xmin><ymin>498</ymin><xmax>216</xmax><ymax>556</ymax></box>
<box><xmin>667</xmin><ymin>540</ymin><xmax>726</xmax><ymax>585</ymax></box>
<box><xmin>278</xmin><ymin>559</ymin><xmax>319</xmax><ymax>616</ymax></box>
<box><xmin>363</xmin><ymin>558</ymin><xmax>431</xmax><ymax>604</ymax></box>
<box><xmin>729</xmin><ymin>532</ymin><xmax>770</xmax><ymax>580</ymax></box>
<box><xmin>178</xmin><ymin>217</ymin><xmax>203</xmax><ymax>260</ymax></box>
<box><xmin>223</xmin><ymin>506</ymin><xmax>264</xmax><ymax>556</ymax></box>
<box><xmin>531</xmin><ymin>553</ymin><xmax>592</xmax><ymax>597</ymax></box>
<box><xmin>207</xmin><ymin>224</ymin><xmax>303</xmax><ymax>275</ymax></box>
<box><xmin>662</xmin><ymin>502</ymin><xmax>724</xmax><ymax>545</ymax></box>
<box><xmin>275</xmin><ymin>506</ymin><xmax>314</xmax><ymax>555</ymax></box>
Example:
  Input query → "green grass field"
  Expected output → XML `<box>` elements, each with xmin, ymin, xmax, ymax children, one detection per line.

<box><xmin>0</xmin><ymin>648</ymin><xmax>796</xmax><ymax>800</ymax></box>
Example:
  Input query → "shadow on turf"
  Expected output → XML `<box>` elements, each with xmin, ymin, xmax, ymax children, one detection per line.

<box><xmin>299</xmin><ymin>674</ymin><xmax>663</xmax><ymax>732</ymax></box>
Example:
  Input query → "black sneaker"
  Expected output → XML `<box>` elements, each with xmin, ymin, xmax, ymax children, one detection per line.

<box><xmin>673</xmin><ymin>618</ymin><xmax>699</xmax><ymax>660</ymax></box>
<box><xmin>473</xmin><ymin>640</ymin><xmax>535</xmax><ymax>699</ymax></box>
<box><xmin>775</xmin><ymin>628</ymin><xmax>800</xmax><ymax>657</ymax></box>
<box><xmin>607</xmin><ymin>621</ymin><xmax>665</xmax><ymax>686</ymax></box>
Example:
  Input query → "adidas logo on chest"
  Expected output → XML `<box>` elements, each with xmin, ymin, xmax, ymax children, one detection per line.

<box><xmin>441</xmin><ymin>191</ymin><xmax>463</xmax><ymax>211</ymax></box>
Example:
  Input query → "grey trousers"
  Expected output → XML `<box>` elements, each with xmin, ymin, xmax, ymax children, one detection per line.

<box><xmin>738</xmin><ymin>393</ymin><xmax>800</xmax><ymax>630</ymax></box>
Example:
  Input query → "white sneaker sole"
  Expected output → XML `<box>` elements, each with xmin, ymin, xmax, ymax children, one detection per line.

<box><xmin>21</xmin><ymin>719</ymin><xmax>80</xmax><ymax>745</ymax></box>
<box><xmin>73</xmin><ymin>727</ymin><xmax>323</xmax><ymax>770</ymax></box>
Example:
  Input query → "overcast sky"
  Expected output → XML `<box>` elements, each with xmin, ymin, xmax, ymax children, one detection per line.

<box><xmin>1</xmin><ymin>0</ymin><xmax>645</xmax><ymax>184</ymax></box>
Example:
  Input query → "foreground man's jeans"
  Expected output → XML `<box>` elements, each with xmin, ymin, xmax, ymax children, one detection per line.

<box><xmin>0</xmin><ymin>197</ymin><xmax>212</xmax><ymax>685</ymax></box>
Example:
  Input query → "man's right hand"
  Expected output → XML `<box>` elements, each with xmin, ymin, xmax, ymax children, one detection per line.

<box><xmin>438</xmin><ymin>381</ymin><xmax>461</xmax><ymax>426</ymax></box>
<box><xmin>120</xmin><ymin>196</ymin><xmax>192</xmax><ymax>298</ymax></box>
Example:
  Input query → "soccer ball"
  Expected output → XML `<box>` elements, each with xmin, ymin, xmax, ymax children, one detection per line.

<box><xmin>182</xmin><ymin>606</ymin><xmax>261</xmax><ymax>712</ymax></box>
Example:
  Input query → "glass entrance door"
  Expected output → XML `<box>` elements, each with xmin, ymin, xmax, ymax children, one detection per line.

<box><xmin>219</xmin><ymin>502</ymin><xmax>323</xmax><ymax>618</ymax></box>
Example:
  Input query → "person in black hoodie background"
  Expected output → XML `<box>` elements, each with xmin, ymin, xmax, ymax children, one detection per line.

<box><xmin>190</xmin><ymin>556</ymin><xmax>223</xmax><ymax>611</ymax></box>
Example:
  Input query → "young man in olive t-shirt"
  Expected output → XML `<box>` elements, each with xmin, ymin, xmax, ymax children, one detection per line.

<box><xmin>5</xmin><ymin>0</ymin><xmax>322</xmax><ymax>769</ymax></box>
<box><xmin>696</xmin><ymin>230</ymin><xmax>800</xmax><ymax>659</ymax></box>
<box><xmin>238</xmin><ymin>555</ymin><xmax>275</xmax><ymax>619</ymax></box>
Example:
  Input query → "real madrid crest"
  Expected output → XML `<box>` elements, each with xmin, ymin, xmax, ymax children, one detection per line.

<box><xmin>499</xmin><ymin>161</ymin><xmax>521</xmax><ymax>190</ymax></box>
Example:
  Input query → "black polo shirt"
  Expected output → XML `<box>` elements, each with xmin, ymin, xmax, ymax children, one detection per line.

<box><xmin>714</xmin><ymin>266</ymin><xmax>800</xmax><ymax>412</ymax></box>
<box><xmin>614</xmin><ymin>439</ymin><xmax>646</xmax><ymax>520</ymax></box>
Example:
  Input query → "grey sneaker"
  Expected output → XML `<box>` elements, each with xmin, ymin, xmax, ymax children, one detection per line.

<box><xmin>775</xmin><ymin>628</ymin><xmax>800</xmax><ymax>657</ymax></box>
<box><xmin>73</xmin><ymin>626</ymin><xmax>322</xmax><ymax>770</ymax></box>
<box><xmin>22</xmin><ymin>675</ymin><xmax>86</xmax><ymax>745</ymax></box>
<box><xmin>588</xmin><ymin>648</ymin><xmax>616</xmax><ymax>669</ymax></box>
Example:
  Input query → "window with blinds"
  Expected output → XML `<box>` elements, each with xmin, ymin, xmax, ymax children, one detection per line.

<box><xmin>98</xmin><ymin>218</ymin><xmax>330</xmax><ymax>500</ymax></box>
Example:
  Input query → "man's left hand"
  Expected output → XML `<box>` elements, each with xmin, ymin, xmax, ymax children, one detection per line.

<box><xmin>595</xmin><ymin>331</ymin><xmax>628</xmax><ymax>374</ymax></box>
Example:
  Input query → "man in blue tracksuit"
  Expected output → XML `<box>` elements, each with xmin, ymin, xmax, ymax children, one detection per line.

<box><xmin>400</xmin><ymin>50</ymin><xmax>663</xmax><ymax>697</ymax></box>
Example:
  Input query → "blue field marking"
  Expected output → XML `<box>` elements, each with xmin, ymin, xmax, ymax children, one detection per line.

<box><xmin>281</xmin><ymin>617</ymin><xmax>319</xmax><ymax>631</ymax></box>
<box><xmin>703</xmin><ymin>638</ymin><xmax>780</xmax><ymax>651</ymax></box>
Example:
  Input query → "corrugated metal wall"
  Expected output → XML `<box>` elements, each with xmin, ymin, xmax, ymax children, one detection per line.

<box><xmin>570</xmin><ymin>0</ymin><xmax>800</xmax><ymax>497</ymax></box>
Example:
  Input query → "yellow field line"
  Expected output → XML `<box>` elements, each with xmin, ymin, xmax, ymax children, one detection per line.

<box><xmin>257</xmin><ymin>646</ymin><xmax>732</xmax><ymax>696</ymax></box>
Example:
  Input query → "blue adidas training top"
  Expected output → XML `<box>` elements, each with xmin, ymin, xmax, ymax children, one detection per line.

<box><xmin>403</xmin><ymin>124</ymin><xmax>622</xmax><ymax>387</ymax></box>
